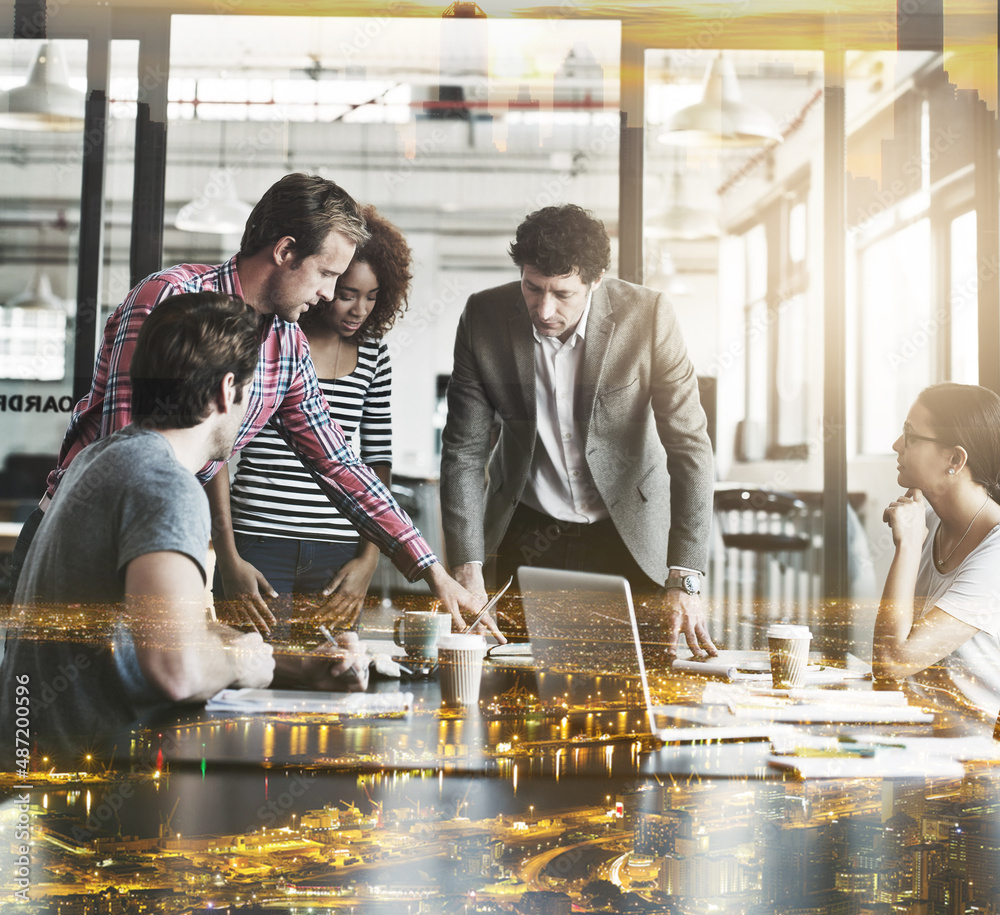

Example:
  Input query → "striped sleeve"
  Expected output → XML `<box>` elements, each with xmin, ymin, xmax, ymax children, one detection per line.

<box><xmin>357</xmin><ymin>341</ymin><xmax>392</xmax><ymax>466</ymax></box>
<box><xmin>229</xmin><ymin>340</ymin><xmax>393</xmax><ymax>542</ymax></box>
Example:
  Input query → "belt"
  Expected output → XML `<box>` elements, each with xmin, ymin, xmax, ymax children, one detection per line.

<box><xmin>513</xmin><ymin>502</ymin><xmax>614</xmax><ymax>539</ymax></box>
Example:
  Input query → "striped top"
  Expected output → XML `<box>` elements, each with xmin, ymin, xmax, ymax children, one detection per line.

<box><xmin>48</xmin><ymin>256</ymin><xmax>435</xmax><ymax>581</ymax></box>
<box><xmin>229</xmin><ymin>340</ymin><xmax>392</xmax><ymax>542</ymax></box>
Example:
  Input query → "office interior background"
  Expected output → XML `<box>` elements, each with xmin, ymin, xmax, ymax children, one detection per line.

<box><xmin>0</xmin><ymin>0</ymin><xmax>996</xmax><ymax>658</ymax></box>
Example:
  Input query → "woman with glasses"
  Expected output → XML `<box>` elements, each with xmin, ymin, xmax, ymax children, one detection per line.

<box><xmin>212</xmin><ymin>205</ymin><xmax>411</xmax><ymax>641</ymax></box>
<box><xmin>875</xmin><ymin>383</ymin><xmax>1000</xmax><ymax>714</ymax></box>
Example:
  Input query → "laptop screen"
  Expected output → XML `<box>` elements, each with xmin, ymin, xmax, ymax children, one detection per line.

<box><xmin>517</xmin><ymin>566</ymin><xmax>654</xmax><ymax>711</ymax></box>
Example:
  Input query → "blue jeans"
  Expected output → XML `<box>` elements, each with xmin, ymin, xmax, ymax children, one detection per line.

<box><xmin>212</xmin><ymin>533</ymin><xmax>361</xmax><ymax>641</ymax></box>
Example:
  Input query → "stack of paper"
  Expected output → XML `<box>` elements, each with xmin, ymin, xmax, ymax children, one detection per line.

<box><xmin>207</xmin><ymin>688</ymin><xmax>413</xmax><ymax>715</ymax></box>
<box><xmin>670</xmin><ymin>649</ymin><xmax>869</xmax><ymax>684</ymax></box>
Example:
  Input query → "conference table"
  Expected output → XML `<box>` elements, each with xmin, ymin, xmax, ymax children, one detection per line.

<box><xmin>11</xmin><ymin>602</ymin><xmax>1000</xmax><ymax>913</ymax></box>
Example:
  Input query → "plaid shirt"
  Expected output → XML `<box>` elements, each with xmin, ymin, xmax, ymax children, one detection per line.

<box><xmin>48</xmin><ymin>256</ymin><xmax>437</xmax><ymax>581</ymax></box>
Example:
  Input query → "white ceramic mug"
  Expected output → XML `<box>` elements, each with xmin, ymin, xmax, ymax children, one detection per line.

<box><xmin>393</xmin><ymin>611</ymin><xmax>452</xmax><ymax>660</ymax></box>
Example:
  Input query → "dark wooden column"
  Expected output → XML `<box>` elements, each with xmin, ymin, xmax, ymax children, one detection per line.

<box><xmin>70</xmin><ymin>31</ymin><xmax>111</xmax><ymax>403</ymax></box>
<box><xmin>618</xmin><ymin>32</ymin><xmax>644</xmax><ymax>284</ymax></box>
<box><xmin>130</xmin><ymin>104</ymin><xmax>167</xmax><ymax>286</ymax></box>
<box><xmin>13</xmin><ymin>0</ymin><xmax>46</xmax><ymax>38</ymax></box>
<box><xmin>974</xmin><ymin>99</ymin><xmax>1000</xmax><ymax>394</ymax></box>
<box><xmin>822</xmin><ymin>50</ymin><xmax>848</xmax><ymax>602</ymax></box>
<box><xmin>73</xmin><ymin>88</ymin><xmax>108</xmax><ymax>403</ymax></box>
<box><xmin>128</xmin><ymin>20</ymin><xmax>170</xmax><ymax>286</ymax></box>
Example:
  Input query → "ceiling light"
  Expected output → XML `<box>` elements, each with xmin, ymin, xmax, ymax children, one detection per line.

<box><xmin>658</xmin><ymin>53</ymin><xmax>783</xmax><ymax>148</ymax></box>
<box><xmin>5</xmin><ymin>271</ymin><xmax>68</xmax><ymax>311</ymax></box>
<box><xmin>645</xmin><ymin>170</ymin><xmax>720</xmax><ymax>240</ymax></box>
<box><xmin>175</xmin><ymin>177</ymin><xmax>253</xmax><ymax>235</ymax></box>
<box><xmin>0</xmin><ymin>41</ymin><xmax>85</xmax><ymax>132</ymax></box>
<box><xmin>176</xmin><ymin>122</ymin><xmax>253</xmax><ymax>235</ymax></box>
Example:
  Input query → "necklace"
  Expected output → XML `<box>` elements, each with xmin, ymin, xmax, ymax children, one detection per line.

<box><xmin>935</xmin><ymin>494</ymin><xmax>991</xmax><ymax>567</ymax></box>
<box><xmin>333</xmin><ymin>336</ymin><xmax>343</xmax><ymax>379</ymax></box>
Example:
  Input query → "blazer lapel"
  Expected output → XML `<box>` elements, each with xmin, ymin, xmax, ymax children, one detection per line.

<box><xmin>506</xmin><ymin>290</ymin><xmax>536</xmax><ymax>425</ymax></box>
<box><xmin>577</xmin><ymin>283</ymin><xmax>614</xmax><ymax>426</ymax></box>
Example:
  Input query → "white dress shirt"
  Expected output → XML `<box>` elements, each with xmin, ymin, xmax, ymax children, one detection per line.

<box><xmin>516</xmin><ymin>295</ymin><xmax>701</xmax><ymax>582</ymax></box>
<box><xmin>520</xmin><ymin>297</ymin><xmax>610</xmax><ymax>523</ymax></box>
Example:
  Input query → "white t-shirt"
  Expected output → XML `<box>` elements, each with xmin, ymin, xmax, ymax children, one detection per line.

<box><xmin>912</xmin><ymin>506</ymin><xmax>1000</xmax><ymax>718</ymax></box>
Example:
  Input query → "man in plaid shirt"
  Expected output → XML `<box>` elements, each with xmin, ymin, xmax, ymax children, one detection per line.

<box><xmin>8</xmin><ymin>173</ymin><xmax>502</xmax><ymax>642</ymax></box>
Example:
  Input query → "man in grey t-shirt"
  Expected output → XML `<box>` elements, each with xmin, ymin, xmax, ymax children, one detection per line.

<box><xmin>0</xmin><ymin>292</ymin><xmax>365</xmax><ymax>765</ymax></box>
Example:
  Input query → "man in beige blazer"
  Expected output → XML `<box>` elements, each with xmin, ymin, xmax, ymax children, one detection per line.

<box><xmin>440</xmin><ymin>204</ymin><xmax>717</xmax><ymax>659</ymax></box>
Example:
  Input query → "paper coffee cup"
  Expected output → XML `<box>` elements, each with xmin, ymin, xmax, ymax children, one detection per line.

<box><xmin>767</xmin><ymin>624</ymin><xmax>812</xmax><ymax>688</ymax></box>
<box><xmin>437</xmin><ymin>633</ymin><xmax>487</xmax><ymax>709</ymax></box>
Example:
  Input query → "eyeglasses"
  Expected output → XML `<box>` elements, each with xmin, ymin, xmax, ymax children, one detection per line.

<box><xmin>902</xmin><ymin>429</ymin><xmax>953</xmax><ymax>449</ymax></box>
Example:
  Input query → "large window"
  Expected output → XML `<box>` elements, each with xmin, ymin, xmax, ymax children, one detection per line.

<box><xmin>736</xmin><ymin>183</ymin><xmax>811</xmax><ymax>461</ymax></box>
<box><xmin>166</xmin><ymin>15</ymin><xmax>620</xmax><ymax>476</ymax></box>
<box><xmin>848</xmin><ymin>61</ymin><xmax>981</xmax><ymax>456</ymax></box>
<box><xmin>949</xmin><ymin>209</ymin><xmax>978</xmax><ymax>384</ymax></box>
<box><xmin>855</xmin><ymin>216</ymin><xmax>933</xmax><ymax>454</ymax></box>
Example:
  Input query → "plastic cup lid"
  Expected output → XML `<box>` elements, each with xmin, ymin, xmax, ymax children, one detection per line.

<box><xmin>437</xmin><ymin>633</ymin><xmax>487</xmax><ymax>650</ymax></box>
<box><xmin>766</xmin><ymin>624</ymin><xmax>812</xmax><ymax>639</ymax></box>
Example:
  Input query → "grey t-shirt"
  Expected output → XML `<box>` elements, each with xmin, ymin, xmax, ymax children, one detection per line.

<box><xmin>1</xmin><ymin>426</ymin><xmax>210</xmax><ymax>763</ymax></box>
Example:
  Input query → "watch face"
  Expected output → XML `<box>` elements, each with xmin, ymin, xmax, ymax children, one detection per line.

<box><xmin>683</xmin><ymin>575</ymin><xmax>699</xmax><ymax>594</ymax></box>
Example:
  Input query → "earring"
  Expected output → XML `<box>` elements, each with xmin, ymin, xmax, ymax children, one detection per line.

<box><xmin>948</xmin><ymin>468</ymin><xmax>956</xmax><ymax>475</ymax></box>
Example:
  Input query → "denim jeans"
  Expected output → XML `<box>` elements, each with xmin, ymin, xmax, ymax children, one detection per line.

<box><xmin>212</xmin><ymin>534</ymin><xmax>361</xmax><ymax>641</ymax></box>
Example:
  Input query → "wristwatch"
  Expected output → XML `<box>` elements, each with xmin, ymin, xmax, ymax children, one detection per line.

<box><xmin>665</xmin><ymin>574</ymin><xmax>701</xmax><ymax>595</ymax></box>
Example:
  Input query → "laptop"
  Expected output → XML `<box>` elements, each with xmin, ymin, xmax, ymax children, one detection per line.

<box><xmin>516</xmin><ymin>567</ymin><xmax>928</xmax><ymax>743</ymax></box>
<box><xmin>516</xmin><ymin>566</ymin><xmax>658</xmax><ymax>717</ymax></box>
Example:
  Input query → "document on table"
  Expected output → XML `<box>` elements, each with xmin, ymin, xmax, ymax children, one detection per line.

<box><xmin>768</xmin><ymin>748</ymin><xmax>966</xmax><ymax>779</ymax></box>
<box><xmin>647</xmin><ymin>704</ymin><xmax>798</xmax><ymax>743</ymax></box>
<box><xmin>206</xmin><ymin>688</ymin><xmax>414</xmax><ymax>715</ymax></box>
<box><xmin>694</xmin><ymin>683</ymin><xmax>934</xmax><ymax>724</ymax></box>
<box><xmin>670</xmin><ymin>650</ymin><xmax>870</xmax><ymax>684</ymax></box>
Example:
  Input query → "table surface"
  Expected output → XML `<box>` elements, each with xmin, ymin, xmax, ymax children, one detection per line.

<box><xmin>136</xmin><ymin>628</ymin><xmax>996</xmax><ymax>781</ymax></box>
<box><xmin>10</xmin><ymin>604</ymin><xmax>1000</xmax><ymax>915</ymax></box>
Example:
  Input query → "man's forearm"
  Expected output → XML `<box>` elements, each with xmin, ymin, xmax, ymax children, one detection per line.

<box><xmin>205</xmin><ymin>470</ymin><xmax>240</xmax><ymax>563</ymax></box>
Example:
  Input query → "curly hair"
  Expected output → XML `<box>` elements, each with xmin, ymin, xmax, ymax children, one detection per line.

<box><xmin>350</xmin><ymin>205</ymin><xmax>412</xmax><ymax>340</ymax></box>
<box><xmin>508</xmin><ymin>204</ymin><xmax>610</xmax><ymax>286</ymax></box>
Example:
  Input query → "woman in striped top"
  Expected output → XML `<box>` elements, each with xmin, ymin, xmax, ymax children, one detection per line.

<box><xmin>213</xmin><ymin>206</ymin><xmax>411</xmax><ymax>640</ymax></box>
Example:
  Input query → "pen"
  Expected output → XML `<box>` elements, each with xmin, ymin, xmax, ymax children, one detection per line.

<box><xmin>462</xmin><ymin>575</ymin><xmax>514</xmax><ymax>634</ymax></box>
<box><xmin>318</xmin><ymin>623</ymin><xmax>362</xmax><ymax>682</ymax></box>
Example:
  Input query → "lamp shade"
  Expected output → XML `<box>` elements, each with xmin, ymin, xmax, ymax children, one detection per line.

<box><xmin>659</xmin><ymin>54</ymin><xmax>783</xmax><ymax>148</ymax></box>
<box><xmin>5</xmin><ymin>271</ymin><xmax>68</xmax><ymax>311</ymax></box>
<box><xmin>175</xmin><ymin>179</ymin><xmax>254</xmax><ymax>235</ymax></box>
<box><xmin>0</xmin><ymin>42</ymin><xmax>85</xmax><ymax>132</ymax></box>
<box><xmin>646</xmin><ymin>203</ymin><xmax>720</xmax><ymax>240</ymax></box>
<box><xmin>646</xmin><ymin>170</ymin><xmax>720</xmax><ymax>240</ymax></box>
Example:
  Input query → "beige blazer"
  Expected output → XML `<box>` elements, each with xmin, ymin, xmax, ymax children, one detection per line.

<box><xmin>439</xmin><ymin>277</ymin><xmax>714</xmax><ymax>586</ymax></box>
